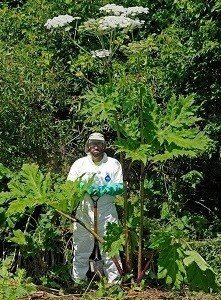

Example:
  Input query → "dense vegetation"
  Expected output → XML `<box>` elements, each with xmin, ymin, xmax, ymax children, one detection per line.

<box><xmin>0</xmin><ymin>0</ymin><xmax>220</xmax><ymax>299</ymax></box>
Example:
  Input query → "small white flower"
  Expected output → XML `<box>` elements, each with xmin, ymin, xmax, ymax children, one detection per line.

<box><xmin>91</xmin><ymin>49</ymin><xmax>110</xmax><ymax>58</ymax></box>
<box><xmin>44</xmin><ymin>15</ymin><xmax>80</xmax><ymax>29</ymax></box>
<box><xmin>99</xmin><ymin>16</ymin><xmax>144</xmax><ymax>30</ymax></box>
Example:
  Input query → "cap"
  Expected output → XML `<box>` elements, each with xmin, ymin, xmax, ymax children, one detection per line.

<box><xmin>85</xmin><ymin>132</ymin><xmax>106</xmax><ymax>153</ymax></box>
<box><xmin>88</xmin><ymin>132</ymin><xmax>105</xmax><ymax>142</ymax></box>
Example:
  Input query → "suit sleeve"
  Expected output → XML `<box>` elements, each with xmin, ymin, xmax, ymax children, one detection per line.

<box><xmin>67</xmin><ymin>161</ymin><xmax>79</xmax><ymax>181</ymax></box>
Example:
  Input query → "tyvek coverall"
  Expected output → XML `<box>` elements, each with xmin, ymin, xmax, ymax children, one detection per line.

<box><xmin>67</xmin><ymin>153</ymin><xmax>123</xmax><ymax>283</ymax></box>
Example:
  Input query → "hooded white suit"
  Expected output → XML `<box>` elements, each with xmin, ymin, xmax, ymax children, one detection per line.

<box><xmin>67</xmin><ymin>153</ymin><xmax>123</xmax><ymax>283</ymax></box>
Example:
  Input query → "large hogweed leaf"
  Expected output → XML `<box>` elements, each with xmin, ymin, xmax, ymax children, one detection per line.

<box><xmin>49</xmin><ymin>176</ymin><xmax>94</xmax><ymax>214</ymax></box>
<box><xmin>82</xmin><ymin>84</ymin><xmax>117</xmax><ymax>122</ymax></box>
<box><xmin>115</xmin><ymin>139</ymin><xmax>151</xmax><ymax>165</ymax></box>
<box><xmin>7</xmin><ymin>164</ymin><xmax>51</xmax><ymax>214</ymax></box>
<box><xmin>155</xmin><ymin>94</ymin><xmax>210</xmax><ymax>156</ymax></box>
<box><xmin>110</xmin><ymin>86</ymin><xmax>210</xmax><ymax>163</ymax></box>
<box><xmin>149</xmin><ymin>227</ymin><xmax>220</xmax><ymax>291</ymax></box>
<box><xmin>157</xmin><ymin>244</ymin><xmax>186</xmax><ymax>287</ymax></box>
<box><xmin>183</xmin><ymin>250</ymin><xmax>219</xmax><ymax>292</ymax></box>
<box><xmin>164</xmin><ymin>94</ymin><xmax>201</xmax><ymax>128</ymax></box>
<box><xmin>3</xmin><ymin>164</ymin><xmax>92</xmax><ymax>216</ymax></box>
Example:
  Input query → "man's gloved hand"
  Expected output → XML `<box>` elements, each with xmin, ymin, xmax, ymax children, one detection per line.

<box><xmin>87</xmin><ymin>186</ymin><xmax>107</xmax><ymax>197</ymax></box>
<box><xmin>87</xmin><ymin>184</ymin><xmax>124</xmax><ymax>197</ymax></box>
<box><xmin>87</xmin><ymin>186</ymin><xmax>99</xmax><ymax>196</ymax></box>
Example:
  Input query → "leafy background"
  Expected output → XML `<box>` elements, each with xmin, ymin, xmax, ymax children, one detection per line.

<box><xmin>0</xmin><ymin>0</ymin><xmax>220</xmax><ymax>298</ymax></box>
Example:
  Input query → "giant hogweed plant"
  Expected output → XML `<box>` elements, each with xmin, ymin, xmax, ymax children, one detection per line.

<box><xmin>44</xmin><ymin>3</ymin><xmax>149</xmax><ymax>275</ymax></box>
<box><xmin>43</xmin><ymin>4</ymin><xmax>219</xmax><ymax>291</ymax></box>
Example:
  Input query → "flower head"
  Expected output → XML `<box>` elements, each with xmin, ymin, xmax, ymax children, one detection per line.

<box><xmin>99</xmin><ymin>16</ymin><xmax>144</xmax><ymax>30</ymax></box>
<box><xmin>91</xmin><ymin>49</ymin><xmax>110</xmax><ymax>58</ymax></box>
<box><xmin>99</xmin><ymin>4</ymin><xmax>126</xmax><ymax>16</ymax></box>
<box><xmin>44</xmin><ymin>15</ymin><xmax>80</xmax><ymax>29</ymax></box>
<box><xmin>124</xmin><ymin>6</ymin><xmax>149</xmax><ymax>17</ymax></box>
<box><xmin>99</xmin><ymin>4</ymin><xmax>149</xmax><ymax>17</ymax></box>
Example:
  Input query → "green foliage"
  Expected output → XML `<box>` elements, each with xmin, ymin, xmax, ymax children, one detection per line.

<box><xmin>85</xmin><ymin>81</ymin><xmax>210</xmax><ymax>164</ymax></box>
<box><xmin>84</xmin><ymin>279</ymin><xmax>125</xmax><ymax>300</ymax></box>
<box><xmin>10</xmin><ymin>229</ymin><xmax>27</xmax><ymax>246</ymax></box>
<box><xmin>184</xmin><ymin>250</ymin><xmax>218</xmax><ymax>292</ymax></box>
<box><xmin>102</xmin><ymin>223</ymin><xmax>125</xmax><ymax>257</ymax></box>
<box><xmin>192</xmin><ymin>236</ymin><xmax>221</xmax><ymax>285</ymax></box>
<box><xmin>149</xmin><ymin>214</ymin><xmax>220</xmax><ymax>292</ymax></box>
<box><xmin>0</xmin><ymin>0</ymin><xmax>220</xmax><ymax>295</ymax></box>
<box><xmin>0</xmin><ymin>258</ymin><xmax>36</xmax><ymax>300</ymax></box>
<box><xmin>0</xmin><ymin>0</ymin><xmax>86</xmax><ymax>170</ymax></box>
<box><xmin>157</xmin><ymin>243</ymin><xmax>185</xmax><ymax>288</ymax></box>
<box><xmin>0</xmin><ymin>163</ymin><xmax>94</xmax><ymax>284</ymax></box>
<box><xmin>0</xmin><ymin>164</ymin><xmax>12</xmax><ymax>180</ymax></box>
<box><xmin>3</xmin><ymin>163</ymin><xmax>90</xmax><ymax>216</ymax></box>
<box><xmin>181</xmin><ymin>170</ymin><xmax>203</xmax><ymax>189</ymax></box>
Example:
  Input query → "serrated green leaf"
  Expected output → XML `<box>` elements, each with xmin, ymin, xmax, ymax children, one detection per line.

<box><xmin>183</xmin><ymin>250</ymin><xmax>220</xmax><ymax>292</ymax></box>
<box><xmin>149</xmin><ymin>232</ymin><xmax>172</xmax><ymax>250</ymax></box>
<box><xmin>0</xmin><ymin>163</ymin><xmax>12</xmax><ymax>180</ymax></box>
<box><xmin>7</xmin><ymin>198</ymin><xmax>38</xmax><ymax>215</ymax></box>
<box><xmin>165</xmin><ymin>94</ymin><xmax>200</xmax><ymax>128</ymax></box>
<box><xmin>151</xmin><ymin>148</ymin><xmax>196</xmax><ymax>162</ymax></box>
<box><xmin>183</xmin><ymin>250</ymin><xmax>209</xmax><ymax>271</ymax></box>
<box><xmin>185</xmin><ymin>261</ymin><xmax>219</xmax><ymax>292</ymax></box>
<box><xmin>157</xmin><ymin>244</ymin><xmax>185</xmax><ymax>288</ymax></box>
<box><xmin>115</xmin><ymin>140</ymin><xmax>150</xmax><ymax>164</ymax></box>
<box><xmin>103</xmin><ymin>223</ymin><xmax>125</xmax><ymax>257</ymax></box>
<box><xmin>21</xmin><ymin>164</ymin><xmax>44</xmax><ymax>198</ymax></box>
<box><xmin>10</xmin><ymin>230</ymin><xmax>27</xmax><ymax>246</ymax></box>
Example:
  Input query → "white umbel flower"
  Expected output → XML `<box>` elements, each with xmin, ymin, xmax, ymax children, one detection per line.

<box><xmin>99</xmin><ymin>4</ymin><xmax>149</xmax><ymax>17</ymax></box>
<box><xmin>44</xmin><ymin>15</ymin><xmax>80</xmax><ymax>29</ymax></box>
<box><xmin>124</xmin><ymin>6</ymin><xmax>149</xmax><ymax>16</ymax></box>
<box><xmin>91</xmin><ymin>49</ymin><xmax>110</xmax><ymax>58</ymax></box>
<box><xmin>99</xmin><ymin>16</ymin><xmax>144</xmax><ymax>30</ymax></box>
<box><xmin>99</xmin><ymin>4</ymin><xmax>126</xmax><ymax>16</ymax></box>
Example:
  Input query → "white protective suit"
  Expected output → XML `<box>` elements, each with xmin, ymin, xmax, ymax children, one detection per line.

<box><xmin>67</xmin><ymin>153</ymin><xmax>123</xmax><ymax>283</ymax></box>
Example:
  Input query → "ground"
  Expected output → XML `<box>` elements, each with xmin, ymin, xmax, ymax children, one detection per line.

<box><xmin>19</xmin><ymin>287</ymin><xmax>221</xmax><ymax>300</ymax></box>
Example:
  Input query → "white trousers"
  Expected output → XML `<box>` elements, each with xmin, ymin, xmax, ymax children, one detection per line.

<box><xmin>72</xmin><ymin>196</ymin><xmax>122</xmax><ymax>283</ymax></box>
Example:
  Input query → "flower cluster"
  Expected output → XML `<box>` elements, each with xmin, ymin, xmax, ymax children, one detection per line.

<box><xmin>125</xmin><ymin>6</ymin><xmax>149</xmax><ymax>16</ymax></box>
<box><xmin>99</xmin><ymin>4</ymin><xmax>149</xmax><ymax>17</ymax></box>
<box><xmin>79</xmin><ymin>18</ymin><xmax>100</xmax><ymax>33</ymax></box>
<box><xmin>91</xmin><ymin>49</ymin><xmax>110</xmax><ymax>58</ymax></box>
<box><xmin>44</xmin><ymin>15</ymin><xmax>80</xmax><ymax>29</ymax></box>
<box><xmin>99</xmin><ymin>4</ymin><xmax>125</xmax><ymax>16</ymax></box>
<box><xmin>99</xmin><ymin>16</ymin><xmax>144</xmax><ymax>30</ymax></box>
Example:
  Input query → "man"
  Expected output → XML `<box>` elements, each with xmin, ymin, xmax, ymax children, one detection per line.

<box><xmin>67</xmin><ymin>132</ymin><xmax>123</xmax><ymax>283</ymax></box>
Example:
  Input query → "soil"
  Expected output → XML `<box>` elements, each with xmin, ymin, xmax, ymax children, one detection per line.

<box><xmin>19</xmin><ymin>287</ymin><xmax>221</xmax><ymax>300</ymax></box>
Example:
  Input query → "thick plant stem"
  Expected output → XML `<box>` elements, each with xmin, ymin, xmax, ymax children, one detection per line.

<box><xmin>137</xmin><ymin>162</ymin><xmax>145</xmax><ymax>279</ymax></box>
<box><xmin>56</xmin><ymin>209</ymin><xmax>124</xmax><ymax>275</ymax></box>
<box><xmin>137</xmin><ymin>252</ymin><xmax>154</xmax><ymax>283</ymax></box>
<box><xmin>137</xmin><ymin>86</ymin><xmax>145</xmax><ymax>279</ymax></box>
<box><xmin>113</xmin><ymin>111</ymin><xmax>131</xmax><ymax>273</ymax></box>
